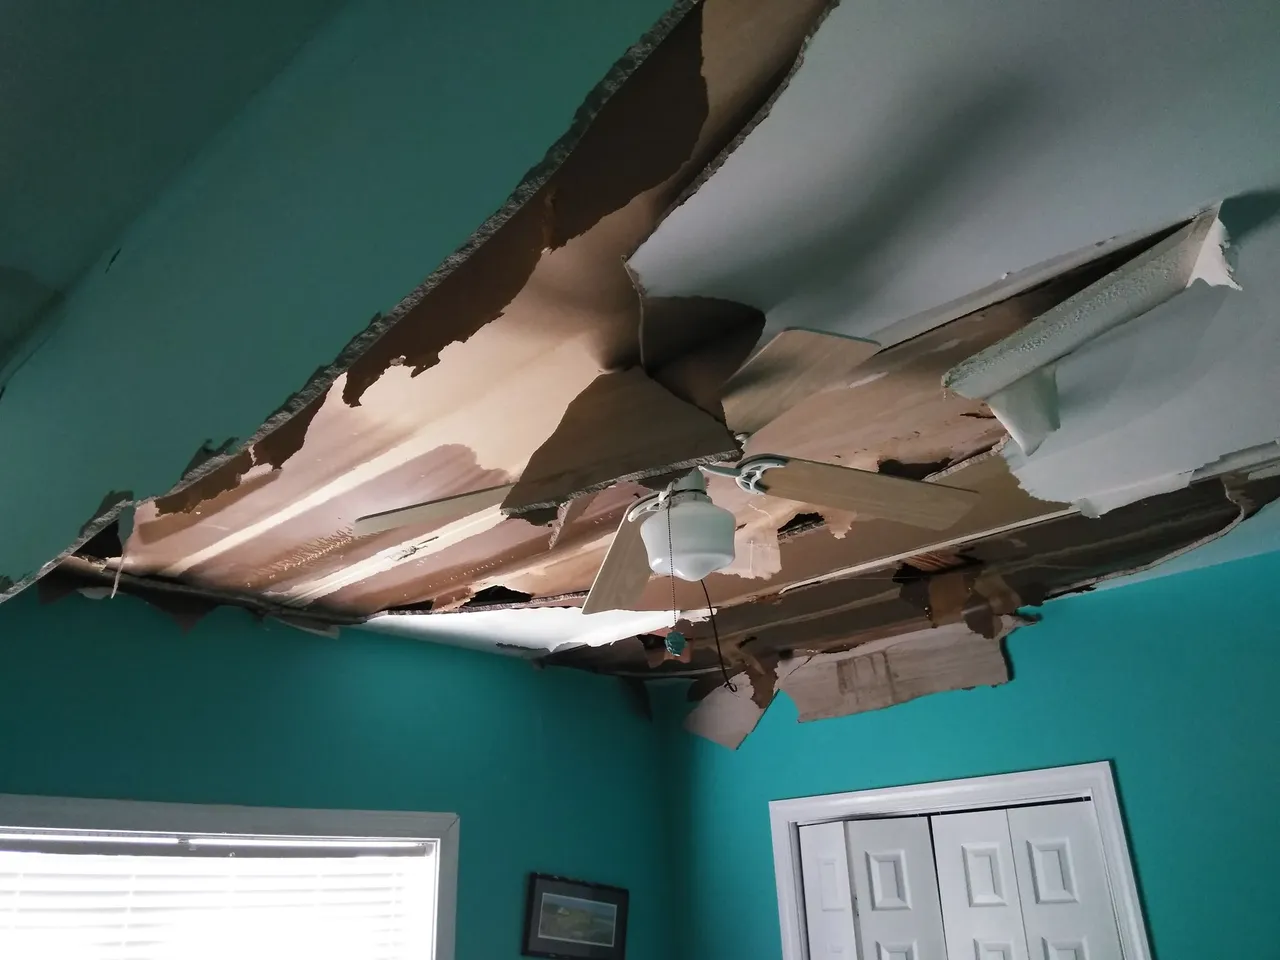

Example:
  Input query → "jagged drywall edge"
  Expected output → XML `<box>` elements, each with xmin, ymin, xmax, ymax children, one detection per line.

<box><xmin>0</xmin><ymin>0</ymin><xmax>699</xmax><ymax>605</ymax></box>
<box><xmin>943</xmin><ymin>209</ymin><xmax>1237</xmax><ymax>400</ymax></box>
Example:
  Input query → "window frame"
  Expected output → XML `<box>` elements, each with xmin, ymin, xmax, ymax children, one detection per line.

<box><xmin>0</xmin><ymin>792</ymin><xmax>459</xmax><ymax>960</ymax></box>
<box><xmin>768</xmin><ymin>761</ymin><xmax>1150</xmax><ymax>960</ymax></box>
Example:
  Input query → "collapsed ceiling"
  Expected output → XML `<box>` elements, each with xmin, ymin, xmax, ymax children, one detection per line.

<box><xmin>18</xmin><ymin>0</ymin><xmax>1280</xmax><ymax>745</ymax></box>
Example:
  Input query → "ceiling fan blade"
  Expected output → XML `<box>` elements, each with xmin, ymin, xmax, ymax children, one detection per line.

<box><xmin>759</xmin><ymin>457</ymin><xmax>978</xmax><ymax>530</ymax></box>
<box><xmin>721</xmin><ymin>328</ymin><xmax>880</xmax><ymax>436</ymax></box>
<box><xmin>581</xmin><ymin>512</ymin><xmax>652</xmax><ymax>615</ymax></box>
<box><xmin>353</xmin><ymin>484</ymin><xmax>513</xmax><ymax>537</ymax></box>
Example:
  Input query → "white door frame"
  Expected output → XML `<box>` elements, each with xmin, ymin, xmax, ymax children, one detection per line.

<box><xmin>769</xmin><ymin>762</ymin><xmax>1151</xmax><ymax>960</ymax></box>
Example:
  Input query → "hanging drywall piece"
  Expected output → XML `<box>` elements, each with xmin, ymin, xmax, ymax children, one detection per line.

<box><xmin>1002</xmin><ymin>209</ymin><xmax>1280</xmax><ymax>515</ymax></box>
<box><xmin>775</xmin><ymin>617</ymin><xmax>1023</xmax><ymax>722</ymax></box>
<box><xmin>943</xmin><ymin>208</ymin><xmax>1240</xmax><ymax>454</ymax></box>
<box><xmin>683</xmin><ymin>680</ymin><xmax>767</xmax><ymax>749</ymax></box>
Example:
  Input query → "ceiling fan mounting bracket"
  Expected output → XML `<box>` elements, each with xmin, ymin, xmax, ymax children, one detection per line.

<box><xmin>701</xmin><ymin>455</ymin><xmax>789</xmax><ymax>495</ymax></box>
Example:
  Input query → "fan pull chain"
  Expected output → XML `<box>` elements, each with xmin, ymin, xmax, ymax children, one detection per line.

<box><xmin>664</xmin><ymin>500</ymin><xmax>686</xmax><ymax>658</ymax></box>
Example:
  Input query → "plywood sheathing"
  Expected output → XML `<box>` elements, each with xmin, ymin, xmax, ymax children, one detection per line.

<box><xmin>123</xmin><ymin>0</ymin><xmax>837</xmax><ymax>611</ymax></box>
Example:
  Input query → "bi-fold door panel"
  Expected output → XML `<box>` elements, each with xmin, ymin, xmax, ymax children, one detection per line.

<box><xmin>1007</xmin><ymin>803</ymin><xmax>1123</xmax><ymax>960</ymax></box>
<box><xmin>799</xmin><ymin>818</ymin><xmax>948</xmax><ymax>960</ymax></box>
<box><xmin>845</xmin><ymin>817</ymin><xmax>948</xmax><ymax>960</ymax></box>
<box><xmin>799</xmin><ymin>821</ymin><xmax>860</xmax><ymax>960</ymax></box>
<box><xmin>931</xmin><ymin>809</ymin><xmax>1030</xmax><ymax>960</ymax></box>
<box><xmin>800</xmin><ymin>801</ymin><xmax>1122</xmax><ymax>960</ymax></box>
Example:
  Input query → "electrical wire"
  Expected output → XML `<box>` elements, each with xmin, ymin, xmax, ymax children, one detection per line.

<box><xmin>700</xmin><ymin>578</ymin><xmax>736</xmax><ymax>692</ymax></box>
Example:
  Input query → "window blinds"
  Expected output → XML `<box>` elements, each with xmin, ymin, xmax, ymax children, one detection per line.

<box><xmin>0</xmin><ymin>847</ymin><xmax>437</xmax><ymax>960</ymax></box>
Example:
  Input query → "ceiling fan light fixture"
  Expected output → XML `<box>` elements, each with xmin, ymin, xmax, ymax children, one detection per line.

<box><xmin>639</xmin><ymin>493</ymin><xmax>736</xmax><ymax>581</ymax></box>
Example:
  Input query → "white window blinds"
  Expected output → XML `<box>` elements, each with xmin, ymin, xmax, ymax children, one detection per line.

<box><xmin>0</xmin><ymin>845</ymin><xmax>437</xmax><ymax>960</ymax></box>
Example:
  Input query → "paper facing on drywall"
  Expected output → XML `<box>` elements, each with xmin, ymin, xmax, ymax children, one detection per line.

<box><xmin>943</xmin><ymin>208</ymin><xmax>1242</xmax><ymax>456</ymax></box>
<box><xmin>1003</xmin><ymin>212</ymin><xmax>1280</xmax><ymax>514</ymax></box>
<box><xmin>775</xmin><ymin>617</ymin><xmax>1022</xmax><ymax>722</ymax></box>
<box><xmin>683</xmin><ymin>681</ymin><xmax>767</xmax><ymax>749</ymax></box>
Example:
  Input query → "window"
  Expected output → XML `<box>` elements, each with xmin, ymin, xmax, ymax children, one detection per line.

<box><xmin>770</xmin><ymin>763</ymin><xmax>1150</xmax><ymax>960</ymax></box>
<box><xmin>0</xmin><ymin>794</ymin><xmax>458</xmax><ymax>960</ymax></box>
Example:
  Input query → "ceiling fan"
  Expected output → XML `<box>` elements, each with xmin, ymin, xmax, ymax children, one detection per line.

<box><xmin>351</xmin><ymin>327</ymin><xmax>981</xmax><ymax>612</ymax></box>
<box><xmin>579</xmin><ymin>454</ymin><xmax>977</xmax><ymax>613</ymax></box>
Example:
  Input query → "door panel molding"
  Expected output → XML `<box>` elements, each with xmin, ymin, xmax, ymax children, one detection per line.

<box><xmin>769</xmin><ymin>763</ymin><xmax>1150</xmax><ymax>960</ymax></box>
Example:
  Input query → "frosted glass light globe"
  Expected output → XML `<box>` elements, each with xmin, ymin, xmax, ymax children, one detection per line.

<box><xmin>639</xmin><ymin>495</ymin><xmax>736</xmax><ymax>581</ymax></box>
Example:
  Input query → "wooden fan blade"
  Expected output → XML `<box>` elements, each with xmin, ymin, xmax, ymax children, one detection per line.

<box><xmin>721</xmin><ymin>329</ymin><xmax>880</xmax><ymax>436</ymax></box>
<box><xmin>353</xmin><ymin>484</ymin><xmax>513</xmax><ymax>537</ymax></box>
<box><xmin>581</xmin><ymin>512</ymin><xmax>652</xmax><ymax>615</ymax></box>
<box><xmin>760</xmin><ymin>457</ymin><xmax>978</xmax><ymax>530</ymax></box>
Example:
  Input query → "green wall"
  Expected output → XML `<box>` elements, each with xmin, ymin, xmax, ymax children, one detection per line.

<box><xmin>0</xmin><ymin>589</ymin><xmax>675</xmax><ymax>960</ymax></box>
<box><xmin>660</xmin><ymin>550</ymin><xmax>1280</xmax><ymax>960</ymax></box>
<box><xmin>0</xmin><ymin>0</ymin><xmax>671</xmax><ymax>590</ymax></box>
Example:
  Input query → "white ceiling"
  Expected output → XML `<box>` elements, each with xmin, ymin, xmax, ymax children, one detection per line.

<box><xmin>631</xmin><ymin>0</ymin><xmax>1279</xmax><ymax>346</ymax></box>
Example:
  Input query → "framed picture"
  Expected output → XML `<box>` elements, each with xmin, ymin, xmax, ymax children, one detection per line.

<box><xmin>522</xmin><ymin>873</ymin><xmax>629</xmax><ymax>959</ymax></box>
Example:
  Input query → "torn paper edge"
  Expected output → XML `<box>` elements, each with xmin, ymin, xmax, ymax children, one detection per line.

<box><xmin>942</xmin><ymin>208</ymin><xmax>1241</xmax><ymax>454</ymax></box>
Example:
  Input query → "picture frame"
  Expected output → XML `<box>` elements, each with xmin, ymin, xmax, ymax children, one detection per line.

<box><xmin>521</xmin><ymin>873</ymin><xmax>629</xmax><ymax>959</ymax></box>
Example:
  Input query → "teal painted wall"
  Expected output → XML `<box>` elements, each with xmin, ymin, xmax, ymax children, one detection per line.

<box><xmin>660</xmin><ymin>551</ymin><xmax>1280</xmax><ymax>960</ymax></box>
<box><xmin>0</xmin><ymin>0</ymin><xmax>671</xmax><ymax>588</ymax></box>
<box><xmin>0</xmin><ymin>590</ymin><xmax>675</xmax><ymax>960</ymax></box>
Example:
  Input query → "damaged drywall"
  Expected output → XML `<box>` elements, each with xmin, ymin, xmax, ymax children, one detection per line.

<box><xmin>944</xmin><ymin>210</ymin><xmax>1239</xmax><ymax>456</ymax></box>
<box><xmin>1003</xmin><ymin>207</ymin><xmax>1280</xmax><ymax>515</ymax></box>
<box><xmin>0</xmin><ymin>0</ymin><xmax>693</xmax><ymax>599</ymax></box>
<box><xmin>628</xmin><ymin>0</ymin><xmax>1280</xmax><ymax>356</ymax></box>
<box><xmin>111</xmin><ymin>0</ymin><xmax>843</xmax><ymax>615</ymax></box>
<box><xmin>683</xmin><ymin>616</ymin><xmax>1026</xmax><ymax>749</ymax></box>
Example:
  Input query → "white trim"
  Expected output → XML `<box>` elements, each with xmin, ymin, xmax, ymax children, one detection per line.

<box><xmin>768</xmin><ymin>762</ymin><xmax>1150</xmax><ymax>960</ymax></box>
<box><xmin>0</xmin><ymin>793</ymin><xmax>459</xmax><ymax>960</ymax></box>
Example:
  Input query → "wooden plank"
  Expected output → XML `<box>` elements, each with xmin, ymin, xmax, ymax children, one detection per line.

<box><xmin>581</xmin><ymin>515</ymin><xmax>652</xmax><ymax>614</ymax></box>
<box><xmin>762</xmin><ymin>457</ymin><xmax>978</xmax><ymax>530</ymax></box>
<box><xmin>352</xmin><ymin>484</ymin><xmax>512</xmax><ymax>537</ymax></box>
<box><xmin>502</xmin><ymin>367</ymin><xmax>739</xmax><ymax>515</ymax></box>
<box><xmin>721</xmin><ymin>328</ymin><xmax>880</xmax><ymax>435</ymax></box>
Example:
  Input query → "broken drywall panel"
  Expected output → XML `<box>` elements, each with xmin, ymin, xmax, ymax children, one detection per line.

<box><xmin>944</xmin><ymin>210</ymin><xmax>1238</xmax><ymax>454</ymax></box>
<box><xmin>115</xmin><ymin>0</ymin><xmax>834</xmax><ymax>621</ymax></box>
<box><xmin>776</xmin><ymin>617</ymin><xmax>1020</xmax><ymax>722</ymax></box>
<box><xmin>363</xmin><ymin>605</ymin><xmax>705</xmax><ymax>655</ymax></box>
<box><xmin>719</xmin><ymin>328</ymin><xmax>881</xmax><ymax>436</ymax></box>
<box><xmin>0</xmin><ymin>0</ymin><xmax>690</xmax><ymax>604</ymax></box>
<box><xmin>628</xmin><ymin>0</ymin><xmax>1280</xmax><ymax>361</ymax></box>
<box><xmin>1005</xmin><ymin>213</ymin><xmax>1280</xmax><ymax>515</ymax></box>
<box><xmin>683</xmin><ymin>680</ymin><xmax>767</xmax><ymax>749</ymax></box>
<box><xmin>501</xmin><ymin>368</ymin><xmax>739</xmax><ymax>515</ymax></box>
<box><xmin>1099</xmin><ymin>498</ymin><xmax>1280</xmax><ymax>591</ymax></box>
<box><xmin>642</xmin><ymin>295</ymin><xmax>765</xmax><ymax>417</ymax></box>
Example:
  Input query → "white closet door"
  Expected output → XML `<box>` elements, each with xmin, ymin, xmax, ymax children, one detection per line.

<box><xmin>845</xmin><ymin>817</ymin><xmax>947</xmax><ymax>960</ymax></box>
<box><xmin>931</xmin><ymin>809</ymin><xmax>1031</xmax><ymax>960</ymax></box>
<box><xmin>1007</xmin><ymin>802</ymin><xmax>1123</xmax><ymax>960</ymax></box>
<box><xmin>799</xmin><ymin>822</ymin><xmax>859</xmax><ymax>960</ymax></box>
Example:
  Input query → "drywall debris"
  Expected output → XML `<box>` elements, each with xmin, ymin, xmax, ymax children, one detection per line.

<box><xmin>501</xmin><ymin>368</ymin><xmax>739</xmax><ymax>515</ymax></box>
<box><xmin>684</xmin><ymin>680</ymin><xmax>767</xmax><ymax>749</ymax></box>
<box><xmin>1003</xmin><ymin>209</ymin><xmax>1280</xmax><ymax>514</ymax></box>
<box><xmin>643</xmin><ymin>295</ymin><xmax>765</xmax><ymax>415</ymax></box>
<box><xmin>340</xmin><ymin>5</ymin><xmax>709</xmax><ymax>408</ymax></box>
<box><xmin>776</xmin><ymin>617</ymin><xmax>1021</xmax><ymax>722</ymax></box>
<box><xmin>548</xmin><ymin>493</ymin><xmax>597</xmax><ymax>549</ymax></box>
<box><xmin>944</xmin><ymin>210</ymin><xmax>1240</xmax><ymax>455</ymax></box>
<box><xmin>897</xmin><ymin>568</ymin><xmax>1024</xmax><ymax>639</ymax></box>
